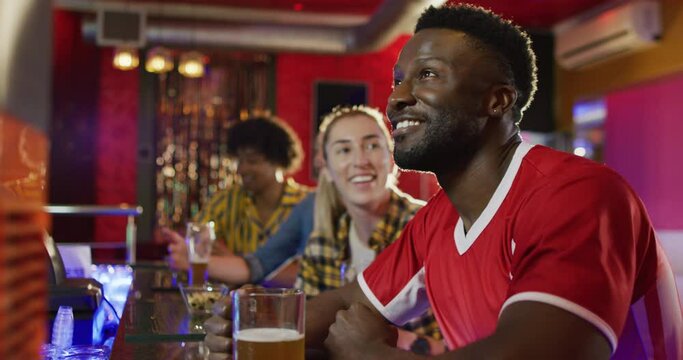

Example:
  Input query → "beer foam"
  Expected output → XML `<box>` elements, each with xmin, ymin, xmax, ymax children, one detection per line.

<box><xmin>189</xmin><ymin>255</ymin><xmax>209</xmax><ymax>263</ymax></box>
<box><xmin>235</xmin><ymin>328</ymin><xmax>303</xmax><ymax>342</ymax></box>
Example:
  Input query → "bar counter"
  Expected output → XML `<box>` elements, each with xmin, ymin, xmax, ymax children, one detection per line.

<box><xmin>110</xmin><ymin>264</ymin><xmax>212</xmax><ymax>359</ymax></box>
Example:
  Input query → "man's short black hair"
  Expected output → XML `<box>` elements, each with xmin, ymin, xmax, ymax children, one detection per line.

<box><xmin>226</xmin><ymin>117</ymin><xmax>303</xmax><ymax>173</ymax></box>
<box><xmin>415</xmin><ymin>4</ymin><xmax>538</xmax><ymax>123</ymax></box>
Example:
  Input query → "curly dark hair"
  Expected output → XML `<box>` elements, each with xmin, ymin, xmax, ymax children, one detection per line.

<box><xmin>226</xmin><ymin>117</ymin><xmax>303</xmax><ymax>173</ymax></box>
<box><xmin>415</xmin><ymin>4</ymin><xmax>537</xmax><ymax>123</ymax></box>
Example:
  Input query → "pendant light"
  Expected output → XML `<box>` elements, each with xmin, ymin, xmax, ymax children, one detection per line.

<box><xmin>113</xmin><ymin>47</ymin><xmax>140</xmax><ymax>71</ymax></box>
<box><xmin>178</xmin><ymin>0</ymin><xmax>206</xmax><ymax>78</ymax></box>
<box><xmin>178</xmin><ymin>51</ymin><xmax>205</xmax><ymax>78</ymax></box>
<box><xmin>145</xmin><ymin>46</ymin><xmax>173</xmax><ymax>73</ymax></box>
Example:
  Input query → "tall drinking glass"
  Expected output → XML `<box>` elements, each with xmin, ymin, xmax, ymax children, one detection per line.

<box><xmin>185</xmin><ymin>221</ymin><xmax>215</xmax><ymax>286</ymax></box>
<box><xmin>232</xmin><ymin>288</ymin><xmax>305</xmax><ymax>360</ymax></box>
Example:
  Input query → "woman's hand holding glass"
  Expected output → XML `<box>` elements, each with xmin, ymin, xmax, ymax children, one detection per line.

<box><xmin>161</xmin><ymin>227</ymin><xmax>190</xmax><ymax>271</ymax></box>
<box><xmin>162</xmin><ymin>222</ymin><xmax>216</xmax><ymax>286</ymax></box>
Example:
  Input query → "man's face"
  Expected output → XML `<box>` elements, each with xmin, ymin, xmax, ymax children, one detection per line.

<box><xmin>387</xmin><ymin>28</ymin><xmax>498</xmax><ymax>174</ymax></box>
<box><xmin>324</xmin><ymin>114</ymin><xmax>393</xmax><ymax>209</ymax></box>
<box><xmin>234</xmin><ymin>148</ymin><xmax>280</xmax><ymax>194</ymax></box>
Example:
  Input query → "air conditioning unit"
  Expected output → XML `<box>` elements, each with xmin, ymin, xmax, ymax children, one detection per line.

<box><xmin>96</xmin><ymin>3</ymin><xmax>147</xmax><ymax>47</ymax></box>
<box><xmin>554</xmin><ymin>0</ymin><xmax>661</xmax><ymax>70</ymax></box>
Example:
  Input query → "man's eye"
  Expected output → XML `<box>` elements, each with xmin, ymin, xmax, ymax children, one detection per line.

<box><xmin>419</xmin><ymin>70</ymin><xmax>436</xmax><ymax>79</ymax></box>
<box><xmin>393</xmin><ymin>78</ymin><xmax>403</xmax><ymax>87</ymax></box>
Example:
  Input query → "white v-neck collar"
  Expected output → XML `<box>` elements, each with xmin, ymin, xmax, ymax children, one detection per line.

<box><xmin>453</xmin><ymin>142</ymin><xmax>534</xmax><ymax>255</ymax></box>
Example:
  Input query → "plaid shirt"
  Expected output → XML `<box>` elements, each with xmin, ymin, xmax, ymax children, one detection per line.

<box><xmin>195</xmin><ymin>178</ymin><xmax>311</xmax><ymax>254</ymax></box>
<box><xmin>299</xmin><ymin>189</ymin><xmax>442</xmax><ymax>340</ymax></box>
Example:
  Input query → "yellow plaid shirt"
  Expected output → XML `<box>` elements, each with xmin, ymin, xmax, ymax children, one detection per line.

<box><xmin>195</xmin><ymin>178</ymin><xmax>311</xmax><ymax>254</ymax></box>
<box><xmin>299</xmin><ymin>189</ymin><xmax>442</xmax><ymax>340</ymax></box>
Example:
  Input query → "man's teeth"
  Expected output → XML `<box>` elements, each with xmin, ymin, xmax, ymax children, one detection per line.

<box><xmin>350</xmin><ymin>175</ymin><xmax>374</xmax><ymax>183</ymax></box>
<box><xmin>396</xmin><ymin>120</ymin><xmax>421</xmax><ymax>130</ymax></box>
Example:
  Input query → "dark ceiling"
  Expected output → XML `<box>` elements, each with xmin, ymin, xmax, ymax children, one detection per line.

<box><xmin>132</xmin><ymin>0</ymin><xmax>614</xmax><ymax>28</ymax></box>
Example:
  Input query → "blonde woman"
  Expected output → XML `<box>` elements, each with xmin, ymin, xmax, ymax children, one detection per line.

<box><xmin>298</xmin><ymin>105</ymin><xmax>443</xmax><ymax>354</ymax></box>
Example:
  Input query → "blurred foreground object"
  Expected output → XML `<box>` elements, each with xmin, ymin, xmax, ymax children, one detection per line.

<box><xmin>0</xmin><ymin>113</ymin><xmax>49</xmax><ymax>359</ymax></box>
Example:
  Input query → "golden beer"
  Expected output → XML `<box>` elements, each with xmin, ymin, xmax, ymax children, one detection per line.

<box><xmin>185</xmin><ymin>221</ymin><xmax>214</xmax><ymax>285</ymax></box>
<box><xmin>235</xmin><ymin>328</ymin><xmax>304</xmax><ymax>360</ymax></box>
<box><xmin>189</xmin><ymin>261</ymin><xmax>208</xmax><ymax>286</ymax></box>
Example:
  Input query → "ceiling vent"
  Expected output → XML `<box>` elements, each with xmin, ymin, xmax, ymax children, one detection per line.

<box><xmin>95</xmin><ymin>3</ymin><xmax>146</xmax><ymax>47</ymax></box>
<box><xmin>554</xmin><ymin>0</ymin><xmax>661</xmax><ymax>70</ymax></box>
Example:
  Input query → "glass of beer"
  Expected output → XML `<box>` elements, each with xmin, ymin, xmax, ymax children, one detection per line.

<box><xmin>232</xmin><ymin>287</ymin><xmax>305</xmax><ymax>360</ymax></box>
<box><xmin>185</xmin><ymin>221</ymin><xmax>215</xmax><ymax>286</ymax></box>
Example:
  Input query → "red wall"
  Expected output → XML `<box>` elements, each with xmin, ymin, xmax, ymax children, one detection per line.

<box><xmin>94</xmin><ymin>49</ymin><xmax>139</xmax><ymax>244</ymax></box>
<box><xmin>52</xmin><ymin>10</ymin><xmax>138</xmax><ymax>256</ymax></box>
<box><xmin>51</xmin><ymin>10</ymin><xmax>99</xmax><ymax>245</ymax></box>
<box><xmin>605</xmin><ymin>72</ymin><xmax>683</xmax><ymax>230</ymax></box>
<box><xmin>276</xmin><ymin>36</ymin><xmax>439</xmax><ymax>199</ymax></box>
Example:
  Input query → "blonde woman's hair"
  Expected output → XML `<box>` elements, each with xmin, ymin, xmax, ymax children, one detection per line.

<box><xmin>312</xmin><ymin>168</ymin><xmax>344</xmax><ymax>240</ymax></box>
<box><xmin>318</xmin><ymin>105</ymin><xmax>393</xmax><ymax>159</ymax></box>
<box><xmin>312</xmin><ymin>104</ymin><xmax>396</xmax><ymax>239</ymax></box>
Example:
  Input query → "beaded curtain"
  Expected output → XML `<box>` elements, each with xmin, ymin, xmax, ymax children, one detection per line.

<box><xmin>155</xmin><ymin>54</ymin><xmax>271</xmax><ymax>230</ymax></box>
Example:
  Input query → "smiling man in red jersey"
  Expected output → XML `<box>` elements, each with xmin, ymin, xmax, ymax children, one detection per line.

<box><xmin>203</xmin><ymin>4</ymin><xmax>683</xmax><ymax>359</ymax></box>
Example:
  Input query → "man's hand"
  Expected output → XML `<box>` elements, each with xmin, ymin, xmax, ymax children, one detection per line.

<box><xmin>203</xmin><ymin>285</ymin><xmax>268</xmax><ymax>359</ymax></box>
<box><xmin>161</xmin><ymin>228</ymin><xmax>189</xmax><ymax>271</ymax></box>
<box><xmin>203</xmin><ymin>292</ymin><xmax>232</xmax><ymax>359</ymax></box>
<box><xmin>325</xmin><ymin>302</ymin><xmax>398</xmax><ymax>360</ymax></box>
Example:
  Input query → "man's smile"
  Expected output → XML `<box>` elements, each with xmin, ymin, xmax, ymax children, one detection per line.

<box><xmin>391</xmin><ymin>117</ymin><xmax>426</xmax><ymax>143</ymax></box>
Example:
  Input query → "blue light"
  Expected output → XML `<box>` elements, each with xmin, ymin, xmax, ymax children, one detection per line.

<box><xmin>90</xmin><ymin>265</ymin><xmax>133</xmax><ymax>345</ymax></box>
<box><xmin>573</xmin><ymin>99</ymin><xmax>606</xmax><ymax>128</ymax></box>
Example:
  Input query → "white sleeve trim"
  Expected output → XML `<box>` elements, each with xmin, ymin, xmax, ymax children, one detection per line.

<box><xmin>357</xmin><ymin>272</ymin><xmax>392</xmax><ymax>321</ymax></box>
<box><xmin>500</xmin><ymin>292</ymin><xmax>618</xmax><ymax>354</ymax></box>
<box><xmin>358</xmin><ymin>267</ymin><xmax>429</xmax><ymax>326</ymax></box>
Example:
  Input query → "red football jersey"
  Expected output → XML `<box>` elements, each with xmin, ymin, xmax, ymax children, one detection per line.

<box><xmin>359</xmin><ymin>143</ymin><xmax>682</xmax><ymax>359</ymax></box>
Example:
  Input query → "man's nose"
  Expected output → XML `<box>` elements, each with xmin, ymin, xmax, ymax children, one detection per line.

<box><xmin>388</xmin><ymin>81</ymin><xmax>416</xmax><ymax>113</ymax></box>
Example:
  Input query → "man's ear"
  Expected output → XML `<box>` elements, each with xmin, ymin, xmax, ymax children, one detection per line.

<box><xmin>486</xmin><ymin>84</ymin><xmax>517</xmax><ymax>118</ymax></box>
